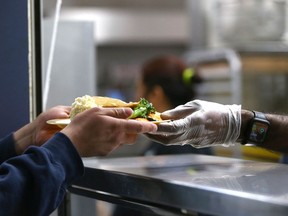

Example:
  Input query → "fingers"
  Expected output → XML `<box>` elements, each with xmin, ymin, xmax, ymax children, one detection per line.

<box><xmin>145</xmin><ymin>133</ymin><xmax>182</xmax><ymax>145</ymax></box>
<box><xmin>89</xmin><ymin>107</ymin><xmax>133</xmax><ymax>119</ymax></box>
<box><xmin>161</xmin><ymin>106</ymin><xmax>198</xmax><ymax>120</ymax></box>
<box><xmin>154</xmin><ymin>122</ymin><xmax>177</xmax><ymax>133</ymax></box>
<box><xmin>86</xmin><ymin>107</ymin><xmax>157</xmax><ymax>134</ymax></box>
<box><xmin>119</xmin><ymin>119</ymin><xmax>157</xmax><ymax>134</ymax></box>
<box><xmin>54</xmin><ymin>105</ymin><xmax>71</xmax><ymax>113</ymax></box>
<box><xmin>42</xmin><ymin>105</ymin><xmax>71</xmax><ymax>120</ymax></box>
<box><xmin>151</xmin><ymin>119</ymin><xmax>186</xmax><ymax>134</ymax></box>
<box><xmin>48</xmin><ymin>105</ymin><xmax>71</xmax><ymax>114</ymax></box>
<box><xmin>63</xmin><ymin>107</ymin><xmax>158</xmax><ymax>156</ymax></box>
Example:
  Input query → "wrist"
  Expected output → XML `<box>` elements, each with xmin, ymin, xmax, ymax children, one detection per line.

<box><xmin>13</xmin><ymin>122</ymin><xmax>36</xmax><ymax>154</ymax></box>
<box><xmin>237</xmin><ymin>110</ymin><xmax>254</xmax><ymax>143</ymax></box>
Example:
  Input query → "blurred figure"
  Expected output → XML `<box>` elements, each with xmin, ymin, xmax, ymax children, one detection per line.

<box><xmin>136</xmin><ymin>54</ymin><xmax>213</xmax><ymax>156</ymax></box>
<box><xmin>112</xmin><ymin>55</ymin><xmax>212</xmax><ymax>216</ymax></box>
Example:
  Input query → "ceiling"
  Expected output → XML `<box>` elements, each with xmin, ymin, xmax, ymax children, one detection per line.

<box><xmin>44</xmin><ymin>0</ymin><xmax>187</xmax><ymax>14</ymax></box>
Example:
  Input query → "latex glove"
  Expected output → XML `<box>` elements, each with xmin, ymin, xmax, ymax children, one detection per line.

<box><xmin>147</xmin><ymin>100</ymin><xmax>241</xmax><ymax>148</ymax></box>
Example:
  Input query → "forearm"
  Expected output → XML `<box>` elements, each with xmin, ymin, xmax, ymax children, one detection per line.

<box><xmin>263</xmin><ymin>113</ymin><xmax>288</xmax><ymax>153</ymax></box>
<box><xmin>238</xmin><ymin>110</ymin><xmax>288</xmax><ymax>153</ymax></box>
<box><xmin>0</xmin><ymin>133</ymin><xmax>84</xmax><ymax>215</ymax></box>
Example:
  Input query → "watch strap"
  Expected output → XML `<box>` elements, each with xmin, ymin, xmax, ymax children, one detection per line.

<box><xmin>253</xmin><ymin>111</ymin><xmax>266</xmax><ymax>120</ymax></box>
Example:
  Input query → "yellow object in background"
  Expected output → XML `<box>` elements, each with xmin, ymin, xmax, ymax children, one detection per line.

<box><xmin>213</xmin><ymin>145</ymin><xmax>281</xmax><ymax>163</ymax></box>
<box><xmin>241</xmin><ymin>146</ymin><xmax>281</xmax><ymax>162</ymax></box>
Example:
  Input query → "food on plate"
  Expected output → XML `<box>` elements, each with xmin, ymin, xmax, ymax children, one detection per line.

<box><xmin>70</xmin><ymin>95</ymin><xmax>164</xmax><ymax>122</ymax></box>
<box><xmin>128</xmin><ymin>97</ymin><xmax>162</xmax><ymax>122</ymax></box>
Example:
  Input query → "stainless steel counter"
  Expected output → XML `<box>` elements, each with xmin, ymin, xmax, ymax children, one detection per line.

<box><xmin>68</xmin><ymin>154</ymin><xmax>288</xmax><ymax>216</ymax></box>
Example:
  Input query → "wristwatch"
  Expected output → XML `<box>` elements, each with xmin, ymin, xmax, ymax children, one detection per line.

<box><xmin>242</xmin><ymin>111</ymin><xmax>270</xmax><ymax>146</ymax></box>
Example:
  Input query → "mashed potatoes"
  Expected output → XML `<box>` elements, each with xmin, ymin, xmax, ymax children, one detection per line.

<box><xmin>70</xmin><ymin>95</ymin><xmax>98</xmax><ymax>119</ymax></box>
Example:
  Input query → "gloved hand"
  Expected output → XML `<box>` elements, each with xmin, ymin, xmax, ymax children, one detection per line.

<box><xmin>146</xmin><ymin>100</ymin><xmax>241</xmax><ymax>148</ymax></box>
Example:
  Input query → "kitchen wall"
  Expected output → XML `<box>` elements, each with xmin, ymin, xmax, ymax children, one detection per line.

<box><xmin>44</xmin><ymin>0</ymin><xmax>186</xmax><ymax>11</ymax></box>
<box><xmin>43</xmin><ymin>0</ymin><xmax>288</xmax><ymax>112</ymax></box>
<box><xmin>43</xmin><ymin>0</ymin><xmax>193</xmax><ymax>104</ymax></box>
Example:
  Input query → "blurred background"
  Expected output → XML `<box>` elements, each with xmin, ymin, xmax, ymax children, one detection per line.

<box><xmin>40</xmin><ymin>0</ymin><xmax>288</xmax><ymax>215</ymax></box>
<box><xmin>41</xmin><ymin>0</ymin><xmax>288</xmax><ymax>161</ymax></box>
<box><xmin>1</xmin><ymin>1</ymin><xmax>288</xmax><ymax>216</ymax></box>
<box><xmin>42</xmin><ymin>0</ymin><xmax>288</xmax><ymax>112</ymax></box>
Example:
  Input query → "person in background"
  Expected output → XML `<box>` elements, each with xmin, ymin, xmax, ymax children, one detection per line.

<box><xmin>0</xmin><ymin>105</ymin><xmax>157</xmax><ymax>216</ymax></box>
<box><xmin>136</xmin><ymin>54</ymin><xmax>213</xmax><ymax>156</ymax></box>
<box><xmin>112</xmin><ymin>55</ymin><xmax>213</xmax><ymax>216</ymax></box>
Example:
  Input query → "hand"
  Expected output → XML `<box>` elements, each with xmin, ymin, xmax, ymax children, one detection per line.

<box><xmin>146</xmin><ymin>100</ymin><xmax>241</xmax><ymax>148</ymax></box>
<box><xmin>33</xmin><ymin>106</ymin><xmax>71</xmax><ymax>145</ymax></box>
<box><xmin>14</xmin><ymin>106</ymin><xmax>71</xmax><ymax>154</ymax></box>
<box><xmin>61</xmin><ymin>107</ymin><xmax>157</xmax><ymax>157</ymax></box>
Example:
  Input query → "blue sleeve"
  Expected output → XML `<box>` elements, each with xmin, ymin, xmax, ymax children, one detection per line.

<box><xmin>0</xmin><ymin>132</ymin><xmax>84</xmax><ymax>216</ymax></box>
<box><xmin>0</xmin><ymin>133</ymin><xmax>17</xmax><ymax>163</ymax></box>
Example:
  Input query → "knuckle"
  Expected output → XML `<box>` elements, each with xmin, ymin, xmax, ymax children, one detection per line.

<box><xmin>114</xmin><ymin>108</ymin><xmax>124</xmax><ymax>117</ymax></box>
<box><xmin>135</xmin><ymin>123</ymin><xmax>144</xmax><ymax>133</ymax></box>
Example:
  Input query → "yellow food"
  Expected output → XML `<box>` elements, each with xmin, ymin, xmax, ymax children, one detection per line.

<box><xmin>70</xmin><ymin>95</ymin><xmax>139</xmax><ymax>119</ymax></box>
<box><xmin>70</xmin><ymin>95</ymin><xmax>163</xmax><ymax>122</ymax></box>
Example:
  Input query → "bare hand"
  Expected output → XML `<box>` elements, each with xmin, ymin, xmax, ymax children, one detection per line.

<box><xmin>61</xmin><ymin>107</ymin><xmax>157</xmax><ymax>157</ymax></box>
<box><xmin>14</xmin><ymin>106</ymin><xmax>71</xmax><ymax>154</ymax></box>
<box><xmin>33</xmin><ymin>106</ymin><xmax>71</xmax><ymax>145</ymax></box>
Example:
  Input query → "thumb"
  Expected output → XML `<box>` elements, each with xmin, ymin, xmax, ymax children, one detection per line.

<box><xmin>92</xmin><ymin>107</ymin><xmax>133</xmax><ymax>119</ymax></box>
<box><xmin>161</xmin><ymin>105</ymin><xmax>197</xmax><ymax>120</ymax></box>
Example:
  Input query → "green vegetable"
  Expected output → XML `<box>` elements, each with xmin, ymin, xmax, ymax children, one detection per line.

<box><xmin>129</xmin><ymin>98</ymin><xmax>156</xmax><ymax>119</ymax></box>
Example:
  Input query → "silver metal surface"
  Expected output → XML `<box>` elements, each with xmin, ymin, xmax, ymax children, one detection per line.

<box><xmin>42</xmin><ymin>20</ymin><xmax>96</xmax><ymax>109</ymax></box>
<box><xmin>70</xmin><ymin>154</ymin><xmax>288</xmax><ymax>216</ymax></box>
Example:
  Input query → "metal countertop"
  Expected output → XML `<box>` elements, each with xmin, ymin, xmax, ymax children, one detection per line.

<box><xmin>69</xmin><ymin>154</ymin><xmax>288</xmax><ymax>216</ymax></box>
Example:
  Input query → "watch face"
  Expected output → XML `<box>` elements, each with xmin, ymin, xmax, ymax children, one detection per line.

<box><xmin>249</xmin><ymin>121</ymin><xmax>269</xmax><ymax>143</ymax></box>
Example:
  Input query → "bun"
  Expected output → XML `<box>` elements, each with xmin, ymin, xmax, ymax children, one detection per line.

<box><xmin>70</xmin><ymin>95</ymin><xmax>163</xmax><ymax>123</ymax></box>
<box><xmin>70</xmin><ymin>95</ymin><xmax>138</xmax><ymax>119</ymax></box>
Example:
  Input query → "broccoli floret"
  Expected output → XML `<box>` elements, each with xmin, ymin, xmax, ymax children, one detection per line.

<box><xmin>129</xmin><ymin>98</ymin><xmax>156</xmax><ymax>119</ymax></box>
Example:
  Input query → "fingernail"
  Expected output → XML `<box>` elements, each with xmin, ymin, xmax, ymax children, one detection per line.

<box><xmin>124</xmin><ymin>108</ymin><xmax>133</xmax><ymax>116</ymax></box>
<box><xmin>151</xmin><ymin>124</ymin><xmax>158</xmax><ymax>132</ymax></box>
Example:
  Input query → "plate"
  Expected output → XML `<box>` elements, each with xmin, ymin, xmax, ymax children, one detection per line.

<box><xmin>46</xmin><ymin>118</ymin><xmax>170</xmax><ymax>128</ymax></box>
<box><xmin>152</xmin><ymin>120</ymin><xmax>171</xmax><ymax>124</ymax></box>
<box><xmin>46</xmin><ymin>119</ymin><xmax>71</xmax><ymax>128</ymax></box>
<box><xmin>133</xmin><ymin>119</ymin><xmax>171</xmax><ymax>124</ymax></box>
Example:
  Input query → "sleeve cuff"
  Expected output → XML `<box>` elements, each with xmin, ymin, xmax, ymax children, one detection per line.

<box><xmin>42</xmin><ymin>132</ymin><xmax>84</xmax><ymax>184</ymax></box>
<box><xmin>0</xmin><ymin>133</ymin><xmax>17</xmax><ymax>163</ymax></box>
